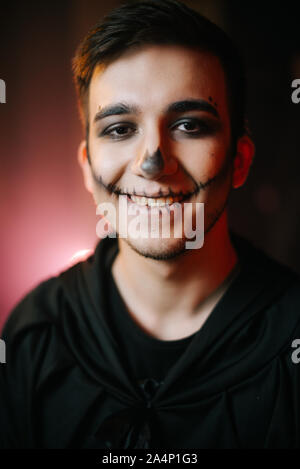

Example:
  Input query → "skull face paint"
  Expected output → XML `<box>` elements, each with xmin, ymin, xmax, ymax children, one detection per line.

<box><xmin>82</xmin><ymin>44</ymin><xmax>235</xmax><ymax>260</ymax></box>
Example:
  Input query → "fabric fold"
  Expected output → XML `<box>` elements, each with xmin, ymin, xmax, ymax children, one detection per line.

<box><xmin>1</xmin><ymin>231</ymin><xmax>300</xmax><ymax>448</ymax></box>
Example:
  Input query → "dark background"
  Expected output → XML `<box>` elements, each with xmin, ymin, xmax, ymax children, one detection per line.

<box><xmin>0</xmin><ymin>0</ymin><xmax>300</xmax><ymax>329</ymax></box>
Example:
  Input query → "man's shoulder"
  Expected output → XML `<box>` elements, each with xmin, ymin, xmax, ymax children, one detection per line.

<box><xmin>1</xmin><ymin>276</ymin><xmax>62</xmax><ymax>344</ymax></box>
<box><xmin>231</xmin><ymin>232</ymin><xmax>300</xmax><ymax>319</ymax></box>
<box><xmin>1</xmin><ymin>257</ymin><xmax>89</xmax><ymax>344</ymax></box>
<box><xmin>232</xmin><ymin>232</ymin><xmax>300</xmax><ymax>281</ymax></box>
<box><xmin>1</xmin><ymin>237</ymin><xmax>115</xmax><ymax>346</ymax></box>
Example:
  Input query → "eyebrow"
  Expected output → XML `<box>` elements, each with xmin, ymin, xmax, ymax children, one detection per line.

<box><xmin>93</xmin><ymin>98</ymin><xmax>219</xmax><ymax>124</ymax></box>
<box><xmin>167</xmin><ymin>99</ymin><xmax>219</xmax><ymax>118</ymax></box>
<box><xmin>93</xmin><ymin>103</ymin><xmax>140</xmax><ymax>123</ymax></box>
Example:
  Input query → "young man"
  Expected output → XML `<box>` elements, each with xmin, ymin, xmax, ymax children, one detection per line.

<box><xmin>1</xmin><ymin>0</ymin><xmax>300</xmax><ymax>449</ymax></box>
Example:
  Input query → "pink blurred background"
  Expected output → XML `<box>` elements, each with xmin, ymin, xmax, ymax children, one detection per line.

<box><xmin>1</xmin><ymin>0</ymin><xmax>300</xmax><ymax>331</ymax></box>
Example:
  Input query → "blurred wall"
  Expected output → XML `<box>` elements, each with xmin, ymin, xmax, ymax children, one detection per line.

<box><xmin>0</xmin><ymin>0</ymin><xmax>299</xmax><ymax>330</ymax></box>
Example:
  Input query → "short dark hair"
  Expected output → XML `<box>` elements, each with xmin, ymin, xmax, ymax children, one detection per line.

<box><xmin>72</xmin><ymin>0</ymin><xmax>246</xmax><ymax>145</ymax></box>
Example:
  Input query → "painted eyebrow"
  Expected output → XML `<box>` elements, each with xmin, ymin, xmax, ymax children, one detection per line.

<box><xmin>93</xmin><ymin>103</ymin><xmax>140</xmax><ymax>123</ymax></box>
<box><xmin>166</xmin><ymin>99</ymin><xmax>219</xmax><ymax>118</ymax></box>
<box><xmin>93</xmin><ymin>98</ymin><xmax>219</xmax><ymax>124</ymax></box>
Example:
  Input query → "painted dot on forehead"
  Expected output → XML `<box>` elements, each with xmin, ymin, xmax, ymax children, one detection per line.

<box><xmin>208</xmin><ymin>96</ymin><xmax>213</xmax><ymax>102</ymax></box>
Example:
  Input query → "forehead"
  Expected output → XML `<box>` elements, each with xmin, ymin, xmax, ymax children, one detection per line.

<box><xmin>89</xmin><ymin>44</ymin><xmax>229</xmax><ymax>119</ymax></box>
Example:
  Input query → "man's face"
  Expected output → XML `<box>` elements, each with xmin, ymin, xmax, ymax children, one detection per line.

<box><xmin>81</xmin><ymin>45</ymin><xmax>238</xmax><ymax>259</ymax></box>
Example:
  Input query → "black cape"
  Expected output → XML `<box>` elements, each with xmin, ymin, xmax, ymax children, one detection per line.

<box><xmin>1</xmin><ymin>233</ymin><xmax>300</xmax><ymax>449</ymax></box>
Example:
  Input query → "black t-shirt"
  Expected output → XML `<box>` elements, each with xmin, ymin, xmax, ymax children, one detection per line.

<box><xmin>107</xmin><ymin>268</ymin><xmax>195</xmax><ymax>385</ymax></box>
<box><xmin>106</xmin><ymin>250</ymin><xmax>241</xmax><ymax>394</ymax></box>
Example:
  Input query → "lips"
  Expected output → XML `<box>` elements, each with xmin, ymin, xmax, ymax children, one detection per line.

<box><xmin>123</xmin><ymin>187</ymin><xmax>197</xmax><ymax>208</ymax></box>
<box><xmin>129</xmin><ymin>194</ymin><xmax>183</xmax><ymax>207</ymax></box>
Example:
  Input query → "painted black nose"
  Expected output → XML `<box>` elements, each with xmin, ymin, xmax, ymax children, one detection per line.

<box><xmin>140</xmin><ymin>148</ymin><xmax>164</xmax><ymax>177</ymax></box>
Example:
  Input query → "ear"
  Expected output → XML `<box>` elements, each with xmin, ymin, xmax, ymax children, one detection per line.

<box><xmin>77</xmin><ymin>140</ymin><xmax>93</xmax><ymax>194</ymax></box>
<box><xmin>232</xmin><ymin>134</ymin><xmax>255</xmax><ymax>189</ymax></box>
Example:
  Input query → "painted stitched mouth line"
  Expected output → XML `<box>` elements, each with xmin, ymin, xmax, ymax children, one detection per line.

<box><xmin>109</xmin><ymin>175</ymin><xmax>217</xmax><ymax>202</ymax></box>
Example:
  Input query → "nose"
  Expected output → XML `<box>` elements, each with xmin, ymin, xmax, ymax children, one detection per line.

<box><xmin>140</xmin><ymin>148</ymin><xmax>165</xmax><ymax>178</ymax></box>
<box><xmin>131</xmin><ymin>129</ymin><xmax>178</xmax><ymax>180</ymax></box>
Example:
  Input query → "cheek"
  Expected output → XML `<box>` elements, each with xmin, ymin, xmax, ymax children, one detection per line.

<box><xmin>178</xmin><ymin>138</ymin><xmax>229</xmax><ymax>179</ymax></box>
<box><xmin>90</xmin><ymin>141</ymin><xmax>129</xmax><ymax>183</ymax></box>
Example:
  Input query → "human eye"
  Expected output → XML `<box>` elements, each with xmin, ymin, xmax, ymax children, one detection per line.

<box><xmin>171</xmin><ymin>118</ymin><xmax>216</xmax><ymax>137</ymax></box>
<box><xmin>99</xmin><ymin>123</ymin><xmax>137</xmax><ymax>140</ymax></box>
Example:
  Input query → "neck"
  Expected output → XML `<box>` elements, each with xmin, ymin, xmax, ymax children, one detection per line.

<box><xmin>112</xmin><ymin>211</ymin><xmax>238</xmax><ymax>321</ymax></box>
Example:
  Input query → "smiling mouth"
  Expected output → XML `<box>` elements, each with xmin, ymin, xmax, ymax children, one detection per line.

<box><xmin>123</xmin><ymin>190</ymin><xmax>197</xmax><ymax>207</ymax></box>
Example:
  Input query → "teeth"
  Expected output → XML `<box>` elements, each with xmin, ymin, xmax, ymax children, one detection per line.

<box><xmin>130</xmin><ymin>195</ymin><xmax>147</xmax><ymax>205</ymax></box>
<box><xmin>130</xmin><ymin>195</ymin><xmax>181</xmax><ymax>206</ymax></box>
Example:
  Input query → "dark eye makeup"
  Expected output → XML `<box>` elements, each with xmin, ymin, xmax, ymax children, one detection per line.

<box><xmin>97</xmin><ymin>117</ymin><xmax>219</xmax><ymax>140</ymax></box>
<box><xmin>98</xmin><ymin>122</ymin><xmax>137</xmax><ymax>140</ymax></box>
<box><xmin>170</xmin><ymin>117</ymin><xmax>218</xmax><ymax>137</ymax></box>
